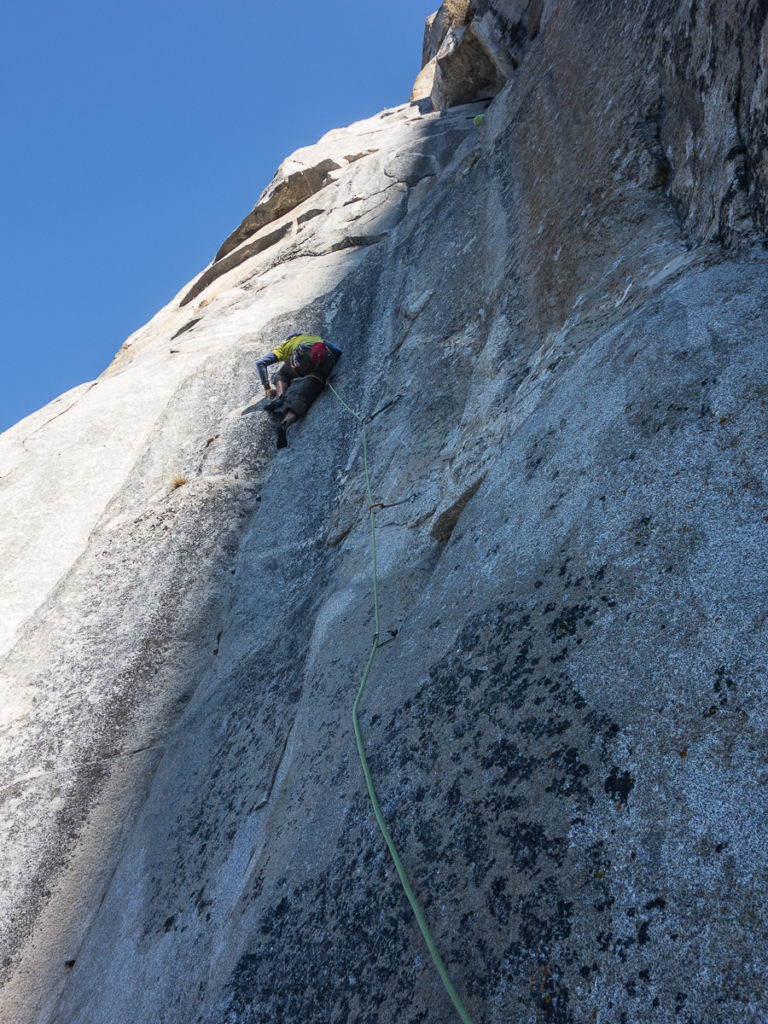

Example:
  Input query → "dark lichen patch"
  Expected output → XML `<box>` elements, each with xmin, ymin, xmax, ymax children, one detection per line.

<box><xmin>525</xmin><ymin>958</ymin><xmax>572</xmax><ymax>1022</ymax></box>
<box><xmin>209</xmin><ymin>586</ymin><xmax>629</xmax><ymax>1022</ymax></box>
<box><xmin>523</xmin><ymin>426</ymin><xmax>560</xmax><ymax>482</ymax></box>
<box><xmin>604</xmin><ymin>767</ymin><xmax>635</xmax><ymax>806</ymax></box>
<box><xmin>360</xmin><ymin>595</ymin><xmax>623</xmax><ymax>1018</ymax></box>
<box><xmin>712</xmin><ymin>664</ymin><xmax>737</xmax><ymax>708</ymax></box>
<box><xmin>487</xmin><ymin>875</ymin><xmax>512</xmax><ymax>925</ymax></box>
<box><xmin>215</xmin><ymin>828</ymin><xmax>443</xmax><ymax>1024</ymax></box>
<box><xmin>548</xmin><ymin>603</ymin><xmax>595</xmax><ymax>640</ymax></box>
<box><xmin>645</xmin><ymin>896</ymin><xmax>666</xmax><ymax>911</ymax></box>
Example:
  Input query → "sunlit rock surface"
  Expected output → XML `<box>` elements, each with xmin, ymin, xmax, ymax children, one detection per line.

<box><xmin>1</xmin><ymin>2</ymin><xmax>767</xmax><ymax>1022</ymax></box>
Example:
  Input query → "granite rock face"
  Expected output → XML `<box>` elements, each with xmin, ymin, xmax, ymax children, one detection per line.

<box><xmin>1</xmin><ymin>2</ymin><xmax>767</xmax><ymax>1023</ymax></box>
<box><xmin>411</xmin><ymin>0</ymin><xmax>543</xmax><ymax>107</ymax></box>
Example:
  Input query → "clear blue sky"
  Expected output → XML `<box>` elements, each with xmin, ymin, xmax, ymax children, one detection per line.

<box><xmin>0</xmin><ymin>0</ymin><xmax>435</xmax><ymax>434</ymax></box>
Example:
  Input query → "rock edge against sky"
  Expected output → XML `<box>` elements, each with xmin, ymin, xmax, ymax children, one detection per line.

<box><xmin>1</xmin><ymin>2</ymin><xmax>767</xmax><ymax>1022</ymax></box>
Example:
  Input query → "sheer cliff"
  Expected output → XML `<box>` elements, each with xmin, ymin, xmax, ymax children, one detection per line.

<box><xmin>1</xmin><ymin>2</ymin><xmax>767</xmax><ymax>1023</ymax></box>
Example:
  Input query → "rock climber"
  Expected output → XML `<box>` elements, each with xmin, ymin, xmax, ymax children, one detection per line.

<box><xmin>257</xmin><ymin>333</ymin><xmax>342</xmax><ymax>448</ymax></box>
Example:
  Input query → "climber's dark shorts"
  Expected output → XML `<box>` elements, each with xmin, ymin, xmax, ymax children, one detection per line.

<box><xmin>276</xmin><ymin>370</ymin><xmax>326</xmax><ymax>419</ymax></box>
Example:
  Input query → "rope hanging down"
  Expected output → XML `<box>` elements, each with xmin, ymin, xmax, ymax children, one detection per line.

<box><xmin>327</xmin><ymin>383</ymin><xmax>475</xmax><ymax>1024</ymax></box>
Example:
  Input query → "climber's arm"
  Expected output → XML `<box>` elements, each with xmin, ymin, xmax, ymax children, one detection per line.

<box><xmin>257</xmin><ymin>352</ymin><xmax>280</xmax><ymax>396</ymax></box>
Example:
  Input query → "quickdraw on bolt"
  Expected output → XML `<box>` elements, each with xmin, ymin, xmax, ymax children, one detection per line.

<box><xmin>369</xmin><ymin>495</ymin><xmax>415</xmax><ymax>513</ymax></box>
<box><xmin>365</xmin><ymin>394</ymin><xmax>403</xmax><ymax>425</ymax></box>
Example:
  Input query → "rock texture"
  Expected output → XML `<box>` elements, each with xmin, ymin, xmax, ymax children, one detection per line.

<box><xmin>411</xmin><ymin>0</ymin><xmax>535</xmax><ymax>107</ymax></box>
<box><xmin>2</xmin><ymin>2</ymin><xmax>768</xmax><ymax>1023</ymax></box>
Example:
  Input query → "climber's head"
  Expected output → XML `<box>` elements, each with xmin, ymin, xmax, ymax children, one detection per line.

<box><xmin>290</xmin><ymin>341</ymin><xmax>327</xmax><ymax>374</ymax></box>
<box><xmin>310</xmin><ymin>341</ymin><xmax>328</xmax><ymax>365</ymax></box>
<box><xmin>290</xmin><ymin>344</ymin><xmax>316</xmax><ymax>374</ymax></box>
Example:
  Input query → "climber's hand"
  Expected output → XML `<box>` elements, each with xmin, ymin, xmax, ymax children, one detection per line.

<box><xmin>265</xmin><ymin>387</ymin><xmax>276</xmax><ymax>399</ymax></box>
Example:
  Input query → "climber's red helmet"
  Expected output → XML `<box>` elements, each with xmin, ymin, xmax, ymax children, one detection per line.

<box><xmin>291</xmin><ymin>341</ymin><xmax>327</xmax><ymax>373</ymax></box>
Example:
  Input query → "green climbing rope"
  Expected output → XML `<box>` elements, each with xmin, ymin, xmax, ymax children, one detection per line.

<box><xmin>327</xmin><ymin>383</ymin><xmax>475</xmax><ymax>1024</ymax></box>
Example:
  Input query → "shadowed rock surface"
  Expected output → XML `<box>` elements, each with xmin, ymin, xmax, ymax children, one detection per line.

<box><xmin>1</xmin><ymin>2</ymin><xmax>767</xmax><ymax>1023</ymax></box>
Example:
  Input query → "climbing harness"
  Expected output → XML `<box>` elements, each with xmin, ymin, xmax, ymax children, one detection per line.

<box><xmin>327</xmin><ymin>382</ymin><xmax>475</xmax><ymax>1024</ymax></box>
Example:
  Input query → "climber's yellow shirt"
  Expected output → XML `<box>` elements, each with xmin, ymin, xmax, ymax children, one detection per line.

<box><xmin>271</xmin><ymin>335</ymin><xmax>324</xmax><ymax>362</ymax></box>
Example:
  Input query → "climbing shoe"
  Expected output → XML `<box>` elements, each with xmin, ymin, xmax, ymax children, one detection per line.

<box><xmin>265</xmin><ymin>397</ymin><xmax>285</xmax><ymax>412</ymax></box>
<box><xmin>276</xmin><ymin>424</ymin><xmax>288</xmax><ymax>449</ymax></box>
